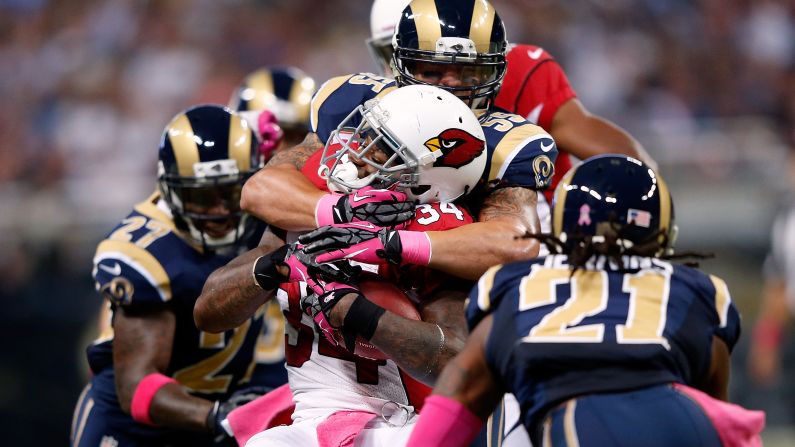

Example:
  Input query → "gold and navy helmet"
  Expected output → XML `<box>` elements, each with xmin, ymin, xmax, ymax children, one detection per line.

<box><xmin>229</xmin><ymin>66</ymin><xmax>316</xmax><ymax>143</ymax></box>
<box><xmin>392</xmin><ymin>0</ymin><xmax>507</xmax><ymax>114</ymax></box>
<box><xmin>552</xmin><ymin>155</ymin><xmax>677</xmax><ymax>255</ymax></box>
<box><xmin>157</xmin><ymin>104</ymin><xmax>262</xmax><ymax>250</ymax></box>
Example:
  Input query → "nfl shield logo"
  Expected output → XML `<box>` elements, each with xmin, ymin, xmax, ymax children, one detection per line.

<box><xmin>627</xmin><ymin>208</ymin><xmax>652</xmax><ymax>227</ymax></box>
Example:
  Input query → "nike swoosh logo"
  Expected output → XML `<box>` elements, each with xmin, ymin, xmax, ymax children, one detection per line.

<box><xmin>343</xmin><ymin>248</ymin><xmax>369</xmax><ymax>259</ymax></box>
<box><xmin>99</xmin><ymin>262</ymin><xmax>122</xmax><ymax>276</ymax></box>
<box><xmin>540</xmin><ymin>139</ymin><xmax>555</xmax><ymax>152</ymax></box>
<box><xmin>527</xmin><ymin>48</ymin><xmax>544</xmax><ymax>60</ymax></box>
<box><xmin>347</xmin><ymin>222</ymin><xmax>376</xmax><ymax>230</ymax></box>
<box><xmin>351</xmin><ymin>191</ymin><xmax>373</xmax><ymax>203</ymax></box>
<box><xmin>526</xmin><ymin>104</ymin><xmax>543</xmax><ymax>125</ymax></box>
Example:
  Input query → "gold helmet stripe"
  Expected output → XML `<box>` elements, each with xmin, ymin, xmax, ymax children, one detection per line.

<box><xmin>288</xmin><ymin>74</ymin><xmax>316</xmax><ymax>125</ymax></box>
<box><xmin>228</xmin><ymin>113</ymin><xmax>252</xmax><ymax>172</ymax></box>
<box><xmin>168</xmin><ymin>114</ymin><xmax>200</xmax><ymax>177</ymax></box>
<box><xmin>95</xmin><ymin>240</ymin><xmax>173</xmax><ymax>301</ymax></box>
<box><xmin>655</xmin><ymin>170</ymin><xmax>671</xmax><ymax>235</ymax></box>
<box><xmin>709</xmin><ymin>275</ymin><xmax>731</xmax><ymax>328</ymax></box>
<box><xmin>247</xmin><ymin>69</ymin><xmax>275</xmax><ymax>111</ymax></box>
<box><xmin>469</xmin><ymin>0</ymin><xmax>496</xmax><ymax>53</ymax></box>
<box><xmin>311</xmin><ymin>75</ymin><xmax>354</xmax><ymax>131</ymax></box>
<box><xmin>410</xmin><ymin>0</ymin><xmax>442</xmax><ymax>51</ymax></box>
<box><xmin>552</xmin><ymin>168</ymin><xmax>577</xmax><ymax>236</ymax></box>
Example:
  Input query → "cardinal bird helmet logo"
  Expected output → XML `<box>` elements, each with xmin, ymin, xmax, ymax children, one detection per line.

<box><xmin>424</xmin><ymin>128</ymin><xmax>485</xmax><ymax>169</ymax></box>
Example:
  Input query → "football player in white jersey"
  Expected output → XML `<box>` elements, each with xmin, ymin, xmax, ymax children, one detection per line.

<box><xmin>196</xmin><ymin>86</ymin><xmax>489</xmax><ymax>447</ymax></box>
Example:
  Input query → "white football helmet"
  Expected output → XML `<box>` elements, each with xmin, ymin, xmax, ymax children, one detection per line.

<box><xmin>367</xmin><ymin>0</ymin><xmax>412</xmax><ymax>75</ymax></box>
<box><xmin>319</xmin><ymin>85</ymin><xmax>487</xmax><ymax>204</ymax></box>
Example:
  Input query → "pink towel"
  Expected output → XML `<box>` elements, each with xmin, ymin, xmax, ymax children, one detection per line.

<box><xmin>672</xmin><ymin>383</ymin><xmax>765</xmax><ymax>447</ymax></box>
<box><xmin>227</xmin><ymin>384</ymin><xmax>295</xmax><ymax>447</ymax></box>
<box><xmin>316</xmin><ymin>410</ymin><xmax>377</xmax><ymax>447</ymax></box>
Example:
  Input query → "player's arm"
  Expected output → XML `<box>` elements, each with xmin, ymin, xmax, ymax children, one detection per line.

<box><xmin>405</xmin><ymin>314</ymin><xmax>504</xmax><ymax>447</ymax></box>
<box><xmin>747</xmin><ymin>277</ymin><xmax>790</xmax><ymax>386</ymax></box>
<box><xmin>698</xmin><ymin>336</ymin><xmax>731</xmax><ymax>401</ymax></box>
<box><xmin>194</xmin><ymin>229</ymin><xmax>286</xmax><ymax>333</ymax></box>
<box><xmin>113</xmin><ymin>307</ymin><xmax>214</xmax><ymax>430</ymax></box>
<box><xmin>426</xmin><ymin>186</ymin><xmax>541</xmax><ymax>279</ymax></box>
<box><xmin>550</xmin><ymin>98</ymin><xmax>657</xmax><ymax>170</ymax></box>
<box><xmin>240</xmin><ymin>132</ymin><xmax>326</xmax><ymax>230</ymax></box>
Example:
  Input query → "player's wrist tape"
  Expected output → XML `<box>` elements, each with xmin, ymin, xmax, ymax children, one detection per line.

<box><xmin>343</xmin><ymin>294</ymin><xmax>386</xmax><ymax>343</ymax></box>
<box><xmin>131</xmin><ymin>373</ymin><xmax>177</xmax><ymax>425</ymax></box>
<box><xmin>405</xmin><ymin>395</ymin><xmax>482</xmax><ymax>447</ymax></box>
<box><xmin>315</xmin><ymin>193</ymin><xmax>343</xmax><ymax>227</ymax></box>
<box><xmin>397</xmin><ymin>231</ymin><xmax>432</xmax><ymax>266</ymax></box>
<box><xmin>252</xmin><ymin>245</ymin><xmax>290</xmax><ymax>290</ymax></box>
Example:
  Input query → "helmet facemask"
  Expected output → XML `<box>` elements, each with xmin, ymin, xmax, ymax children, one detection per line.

<box><xmin>158</xmin><ymin>159</ymin><xmax>256</xmax><ymax>251</ymax></box>
<box><xmin>319</xmin><ymin>100</ymin><xmax>439</xmax><ymax>195</ymax></box>
<box><xmin>393</xmin><ymin>37</ymin><xmax>506</xmax><ymax>114</ymax></box>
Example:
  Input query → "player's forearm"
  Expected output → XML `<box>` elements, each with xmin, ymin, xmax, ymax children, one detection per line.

<box><xmin>240</xmin><ymin>165</ymin><xmax>325</xmax><ymax>231</ymax></box>
<box><xmin>426</xmin><ymin>187</ymin><xmax>541</xmax><ymax>280</ymax></box>
<box><xmin>369</xmin><ymin>313</ymin><xmax>463</xmax><ymax>386</ymax></box>
<box><xmin>195</xmin><ymin>244</ymin><xmax>279</xmax><ymax>333</ymax></box>
<box><xmin>148</xmin><ymin>383</ymin><xmax>216</xmax><ymax>432</ymax></box>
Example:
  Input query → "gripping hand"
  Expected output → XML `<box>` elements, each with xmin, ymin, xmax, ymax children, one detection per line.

<box><xmin>316</xmin><ymin>186</ymin><xmax>415</xmax><ymax>228</ymax></box>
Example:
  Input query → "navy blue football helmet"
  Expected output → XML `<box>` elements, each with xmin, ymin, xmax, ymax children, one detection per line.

<box><xmin>552</xmin><ymin>155</ymin><xmax>677</xmax><ymax>255</ymax></box>
<box><xmin>157</xmin><ymin>104</ymin><xmax>262</xmax><ymax>249</ymax></box>
<box><xmin>392</xmin><ymin>0</ymin><xmax>507</xmax><ymax>114</ymax></box>
<box><xmin>229</xmin><ymin>66</ymin><xmax>316</xmax><ymax>143</ymax></box>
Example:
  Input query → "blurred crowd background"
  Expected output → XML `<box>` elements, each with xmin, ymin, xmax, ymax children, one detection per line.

<box><xmin>1</xmin><ymin>0</ymin><xmax>794</xmax><ymax>444</ymax></box>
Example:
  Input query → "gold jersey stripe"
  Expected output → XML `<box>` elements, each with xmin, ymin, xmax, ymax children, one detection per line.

<box><xmin>410</xmin><ymin>0</ymin><xmax>442</xmax><ymax>51</ymax></box>
<box><xmin>95</xmin><ymin>239</ymin><xmax>173</xmax><ymax>301</ymax></box>
<box><xmin>168</xmin><ymin>114</ymin><xmax>200</xmax><ymax>177</ymax></box>
<box><xmin>228</xmin><ymin>113</ymin><xmax>252</xmax><ymax>171</ymax></box>
<box><xmin>134</xmin><ymin>191</ymin><xmax>176</xmax><ymax>231</ymax></box>
<box><xmin>310</xmin><ymin>75</ymin><xmax>354</xmax><ymax>132</ymax></box>
<box><xmin>477</xmin><ymin>264</ymin><xmax>502</xmax><ymax>311</ymax></box>
<box><xmin>289</xmin><ymin>75</ymin><xmax>315</xmax><ymax>125</ymax></box>
<box><xmin>375</xmin><ymin>85</ymin><xmax>397</xmax><ymax>99</ymax></box>
<box><xmin>247</xmin><ymin>69</ymin><xmax>275</xmax><ymax>111</ymax></box>
<box><xmin>72</xmin><ymin>395</ymin><xmax>94</xmax><ymax>447</ymax></box>
<box><xmin>469</xmin><ymin>0</ymin><xmax>496</xmax><ymax>53</ymax></box>
<box><xmin>487</xmin><ymin>124</ymin><xmax>547</xmax><ymax>181</ymax></box>
<box><xmin>563</xmin><ymin>399</ymin><xmax>581</xmax><ymax>447</ymax></box>
<box><xmin>552</xmin><ymin>169</ymin><xmax>578</xmax><ymax>236</ymax></box>
<box><xmin>709</xmin><ymin>275</ymin><xmax>731</xmax><ymax>328</ymax></box>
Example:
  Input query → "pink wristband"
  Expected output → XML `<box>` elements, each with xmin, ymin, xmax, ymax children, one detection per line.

<box><xmin>398</xmin><ymin>230</ymin><xmax>432</xmax><ymax>265</ymax></box>
<box><xmin>315</xmin><ymin>193</ymin><xmax>342</xmax><ymax>227</ymax></box>
<box><xmin>406</xmin><ymin>395</ymin><xmax>482</xmax><ymax>447</ymax></box>
<box><xmin>131</xmin><ymin>373</ymin><xmax>177</xmax><ymax>425</ymax></box>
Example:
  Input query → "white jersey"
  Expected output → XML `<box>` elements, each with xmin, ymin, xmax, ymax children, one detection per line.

<box><xmin>275</xmin><ymin>283</ymin><xmax>428</xmax><ymax>423</ymax></box>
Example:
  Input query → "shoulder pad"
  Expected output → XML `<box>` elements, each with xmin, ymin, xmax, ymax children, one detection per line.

<box><xmin>93</xmin><ymin>238</ymin><xmax>173</xmax><ymax>308</ymax></box>
<box><xmin>481</xmin><ymin>112</ymin><xmax>557</xmax><ymax>188</ymax></box>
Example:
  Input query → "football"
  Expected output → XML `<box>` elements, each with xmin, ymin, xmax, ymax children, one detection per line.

<box><xmin>340</xmin><ymin>276</ymin><xmax>421</xmax><ymax>360</ymax></box>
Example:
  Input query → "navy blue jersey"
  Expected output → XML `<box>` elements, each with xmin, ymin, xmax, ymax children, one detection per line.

<box><xmin>86</xmin><ymin>192</ymin><xmax>275</xmax><ymax>401</ymax></box>
<box><xmin>311</xmin><ymin>73</ymin><xmax>557</xmax><ymax>190</ymax></box>
<box><xmin>466</xmin><ymin>254</ymin><xmax>741</xmax><ymax>435</ymax></box>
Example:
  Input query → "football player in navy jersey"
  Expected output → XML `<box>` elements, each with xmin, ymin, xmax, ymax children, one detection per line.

<box><xmin>229</xmin><ymin>66</ymin><xmax>317</xmax><ymax>160</ymax></box>
<box><xmin>70</xmin><ymin>105</ymin><xmax>284</xmax><ymax>447</ymax></box>
<box><xmin>407</xmin><ymin>155</ymin><xmax>765</xmax><ymax>447</ymax></box>
<box><xmin>241</xmin><ymin>0</ymin><xmax>557</xmax><ymax>283</ymax></box>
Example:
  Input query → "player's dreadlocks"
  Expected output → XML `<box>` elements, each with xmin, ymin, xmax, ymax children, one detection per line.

<box><xmin>520</xmin><ymin>214</ymin><xmax>712</xmax><ymax>275</ymax></box>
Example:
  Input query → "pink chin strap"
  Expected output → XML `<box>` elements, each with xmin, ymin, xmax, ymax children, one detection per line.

<box><xmin>256</xmin><ymin>110</ymin><xmax>284</xmax><ymax>162</ymax></box>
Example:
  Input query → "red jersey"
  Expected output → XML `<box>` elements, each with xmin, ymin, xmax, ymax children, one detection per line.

<box><xmin>301</xmin><ymin>149</ymin><xmax>473</xmax><ymax>298</ymax></box>
<box><xmin>495</xmin><ymin>43</ymin><xmax>578</xmax><ymax>202</ymax></box>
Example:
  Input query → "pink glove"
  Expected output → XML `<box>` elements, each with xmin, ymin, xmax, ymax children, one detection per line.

<box><xmin>315</xmin><ymin>186</ymin><xmax>414</xmax><ymax>228</ymax></box>
<box><xmin>256</xmin><ymin>110</ymin><xmax>284</xmax><ymax>162</ymax></box>
<box><xmin>299</xmin><ymin>224</ymin><xmax>432</xmax><ymax>266</ymax></box>
<box><xmin>300</xmin><ymin>282</ymin><xmax>360</xmax><ymax>347</ymax></box>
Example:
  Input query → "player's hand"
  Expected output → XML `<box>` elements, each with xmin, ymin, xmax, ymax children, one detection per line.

<box><xmin>255</xmin><ymin>110</ymin><xmax>284</xmax><ymax>162</ymax></box>
<box><xmin>301</xmin><ymin>283</ymin><xmax>360</xmax><ymax>350</ymax></box>
<box><xmin>206</xmin><ymin>386</ymin><xmax>274</xmax><ymax>444</ymax></box>
<box><xmin>317</xmin><ymin>186</ymin><xmax>415</xmax><ymax>227</ymax></box>
<box><xmin>299</xmin><ymin>223</ymin><xmax>403</xmax><ymax>265</ymax></box>
<box><xmin>254</xmin><ymin>243</ymin><xmax>361</xmax><ymax>292</ymax></box>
